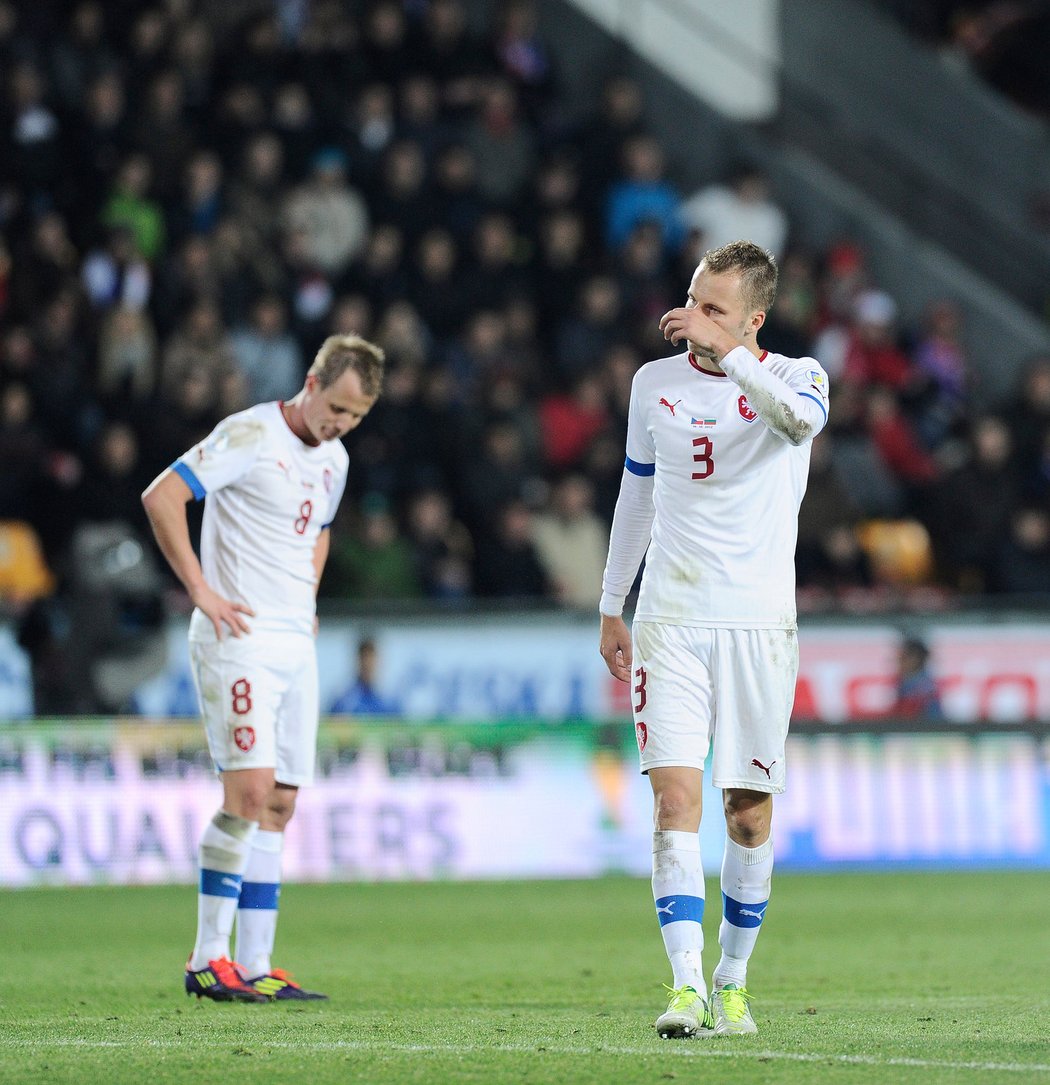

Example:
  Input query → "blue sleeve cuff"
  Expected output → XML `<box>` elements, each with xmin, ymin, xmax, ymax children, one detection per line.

<box><xmin>798</xmin><ymin>392</ymin><xmax>828</xmax><ymax>421</ymax></box>
<box><xmin>172</xmin><ymin>460</ymin><xmax>206</xmax><ymax>501</ymax></box>
<box><xmin>625</xmin><ymin>456</ymin><xmax>656</xmax><ymax>477</ymax></box>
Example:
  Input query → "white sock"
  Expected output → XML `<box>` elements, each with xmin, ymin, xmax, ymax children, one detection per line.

<box><xmin>235</xmin><ymin>829</ymin><xmax>284</xmax><ymax>977</ymax></box>
<box><xmin>190</xmin><ymin>810</ymin><xmax>258</xmax><ymax>970</ymax></box>
<box><xmin>714</xmin><ymin>835</ymin><xmax>773</xmax><ymax>990</ymax></box>
<box><xmin>652</xmin><ymin>830</ymin><xmax>706</xmax><ymax>994</ymax></box>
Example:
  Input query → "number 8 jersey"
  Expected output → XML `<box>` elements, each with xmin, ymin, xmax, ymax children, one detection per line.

<box><xmin>174</xmin><ymin>402</ymin><xmax>349</xmax><ymax>640</ymax></box>
<box><xmin>606</xmin><ymin>346</ymin><xmax>830</xmax><ymax>630</ymax></box>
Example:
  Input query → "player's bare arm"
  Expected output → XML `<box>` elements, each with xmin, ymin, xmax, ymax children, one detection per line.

<box><xmin>141</xmin><ymin>469</ymin><xmax>255</xmax><ymax>639</ymax></box>
<box><xmin>599</xmin><ymin>613</ymin><xmax>633</xmax><ymax>682</ymax></box>
<box><xmin>311</xmin><ymin>527</ymin><xmax>331</xmax><ymax>636</ymax></box>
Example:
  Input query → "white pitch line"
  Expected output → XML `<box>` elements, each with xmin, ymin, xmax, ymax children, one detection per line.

<box><xmin>1</xmin><ymin>1038</ymin><xmax>1048</xmax><ymax>1075</ymax></box>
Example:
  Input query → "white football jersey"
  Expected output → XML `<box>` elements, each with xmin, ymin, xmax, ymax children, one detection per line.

<box><xmin>623</xmin><ymin>348</ymin><xmax>828</xmax><ymax>628</ymax></box>
<box><xmin>174</xmin><ymin>402</ymin><xmax>348</xmax><ymax>639</ymax></box>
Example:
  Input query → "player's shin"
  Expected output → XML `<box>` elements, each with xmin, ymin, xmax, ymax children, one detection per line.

<box><xmin>236</xmin><ymin>829</ymin><xmax>284</xmax><ymax>977</ymax></box>
<box><xmin>652</xmin><ymin>830</ymin><xmax>706</xmax><ymax>993</ymax></box>
<box><xmin>714</xmin><ymin>835</ymin><xmax>773</xmax><ymax>989</ymax></box>
<box><xmin>190</xmin><ymin>809</ymin><xmax>259</xmax><ymax>970</ymax></box>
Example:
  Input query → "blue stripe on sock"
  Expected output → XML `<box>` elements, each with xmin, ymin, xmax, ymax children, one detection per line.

<box><xmin>238</xmin><ymin>881</ymin><xmax>280</xmax><ymax>910</ymax></box>
<box><xmin>723</xmin><ymin>893</ymin><xmax>768</xmax><ymax>928</ymax></box>
<box><xmin>654</xmin><ymin>894</ymin><xmax>704</xmax><ymax>926</ymax></box>
<box><xmin>200</xmin><ymin>868</ymin><xmax>243</xmax><ymax>899</ymax></box>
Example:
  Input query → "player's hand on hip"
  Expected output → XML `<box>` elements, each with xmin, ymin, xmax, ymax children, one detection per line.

<box><xmin>191</xmin><ymin>583</ymin><xmax>255</xmax><ymax>639</ymax></box>
<box><xmin>599</xmin><ymin>614</ymin><xmax>633</xmax><ymax>682</ymax></box>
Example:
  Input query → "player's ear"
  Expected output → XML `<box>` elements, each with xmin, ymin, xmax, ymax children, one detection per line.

<box><xmin>750</xmin><ymin>310</ymin><xmax>766</xmax><ymax>335</ymax></box>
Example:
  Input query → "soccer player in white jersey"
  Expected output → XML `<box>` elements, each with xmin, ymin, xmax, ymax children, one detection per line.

<box><xmin>142</xmin><ymin>334</ymin><xmax>384</xmax><ymax>1002</ymax></box>
<box><xmin>598</xmin><ymin>241</ymin><xmax>829</xmax><ymax>1038</ymax></box>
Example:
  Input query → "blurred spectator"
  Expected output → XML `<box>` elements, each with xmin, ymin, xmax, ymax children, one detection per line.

<box><xmin>796</xmin><ymin>435</ymin><xmax>874</xmax><ymax>594</ymax></box>
<box><xmin>605</xmin><ymin>134</ymin><xmax>683</xmax><ymax>254</ymax></box>
<box><xmin>865</xmin><ymin>386</ymin><xmax>939</xmax><ymax>505</ymax></box>
<box><xmin>371</xmin><ymin>139</ymin><xmax>435</xmax><ymax>245</ymax></box>
<box><xmin>991</xmin><ymin>505</ymin><xmax>1050</xmax><ymax>595</ymax></box>
<box><xmin>843</xmin><ymin>290</ymin><xmax>914</xmax><ymax>391</ymax></box>
<box><xmin>168</xmin><ymin>149</ymin><xmax>224</xmax><ymax>245</ymax></box>
<box><xmin>406</xmin><ymin>227</ymin><xmax>466</xmax><ymax>340</ymax></box>
<box><xmin>5</xmin><ymin>60</ymin><xmax>63</xmax><ymax>208</ymax></box>
<box><xmin>532</xmin><ymin>474</ymin><xmax>609</xmax><ymax>607</ymax></box>
<box><xmin>889</xmin><ymin>636</ymin><xmax>943</xmax><ymax>719</ymax></box>
<box><xmin>1008</xmin><ymin>354</ymin><xmax>1050</xmax><ymax>479</ymax></box>
<box><xmin>96</xmin><ymin>305</ymin><xmax>157</xmax><ymax>405</ymax></box>
<box><xmin>74</xmin><ymin>420</ymin><xmax>147</xmax><ymax>526</ymax></box>
<box><xmin>81</xmin><ymin>227</ymin><xmax>151</xmax><ymax>312</ymax></box>
<box><xmin>475</xmin><ymin>499</ymin><xmax>551</xmax><ymax>598</ymax></box>
<box><xmin>325</xmin><ymin>498</ymin><xmax>421</xmax><ymax>602</ymax></box>
<box><xmin>160</xmin><ymin>300</ymin><xmax>237</xmax><ymax>405</ymax></box>
<box><xmin>927</xmin><ymin>416</ymin><xmax>1020</xmax><ymax>590</ymax></box>
<box><xmin>491</xmin><ymin>0</ymin><xmax>556</xmax><ymax>123</ymax></box>
<box><xmin>405</xmin><ymin>489</ymin><xmax>474</xmax><ymax>599</ymax></box>
<box><xmin>461</xmin><ymin>421</ymin><xmax>537</xmax><ymax>534</ymax></box>
<box><xmin>555</xmin><ymin>275</ymin><xmax>623</xmax><ymax>384</ymax></box>
<box><xmin>282</xmin><ymin>147</ymin><xmax>369</xmax><ymax>276</ymax></box>
<box><xmin>577</xmin><ymin>76</ymin><xmax>647</xmax><ymax>212</ymax></box>
<box><xmin>539</xmin><ymin>372</ymin><xmax>610</xmax><ymax>470</ymax></box>
<box><xmin>230</xmin><ymin>294</ymin><xmax>302</xmax><ymax>403</ymax></box>
<box><xmin>464</xmin><ymin>79</ymin><xmax>536</xmax><ymax>205</ymax></box>
<box><xmin>330</xmin><ymin>637</ymin><xmax>401</xmax><ymax>715</ymax></box>
<box><xmin>101</xmin><ymin>154</ymin><xmax>166</xmax><ymax>262</ymax></box>
<box><xmin>680</xmin><ymin>165</ymin><xmax>789</xmax><ymax>259</ymax></box>
<box><xmin>431</xmin><ymin>142</ymin><xmax>487</xmax><ymax>241</ymax></box>
<box><xmin>911</xmin><ymin>299</ymin><xmax>969</xmax><ymax>448</ymax></box>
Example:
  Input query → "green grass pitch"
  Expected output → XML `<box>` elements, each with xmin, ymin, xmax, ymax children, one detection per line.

<box><xmin>2</xmin><ymin>872</ymin><xmax>1048</xmax><ymax>1085</ymax></box>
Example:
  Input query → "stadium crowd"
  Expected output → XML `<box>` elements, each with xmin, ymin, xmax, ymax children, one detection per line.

<box><xmin>2</xmin><ymin>0</ymin><xmax>1050</xmax><ymax>660</ymax></box>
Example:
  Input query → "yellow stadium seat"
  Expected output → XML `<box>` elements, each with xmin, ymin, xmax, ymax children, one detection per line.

<box><xmin>856</xmin><ymin>519</ymin><xmax>935</xmax><ymax>585</ymax></box>
<box><xmin>0</xmin><ymin>520</ymin><xmax>56</xmax><ymax>604</ymax></box>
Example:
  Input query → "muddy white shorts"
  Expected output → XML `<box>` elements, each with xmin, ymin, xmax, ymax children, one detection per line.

<box><xmin>189</xmin><ymin>631</ymin><xmax>319</xmax><ymax>787</ymax></box>
<box><xmin>630</xmin><ymin>622</ymin><xmax>798</xmax><ymax>794</ymax></box>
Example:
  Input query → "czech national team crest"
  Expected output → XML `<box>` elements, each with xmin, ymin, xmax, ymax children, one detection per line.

<box><xmin>738</xmin><ymin>395</ymin><xmax>758</xmax><ymax>423</ymax></box>
<box><xmin>234</xmin><ymin>725</ymin><xmax>256</xmax><ymax>752</ymax></box>
<box><xmin>635</xmin><ymin>722</ymin><xmax>648</xmax><ymax>751</ymax></box>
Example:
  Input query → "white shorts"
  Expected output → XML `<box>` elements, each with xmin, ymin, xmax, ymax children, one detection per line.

<box><xmin>189</xmin><ymin>632</ymin><xmax>320</xmax><ymax>787</ymax></box>
<box><xmin>630</xmin><ymin>623</ymin><xmax>798</xmax><ymax>794</ymax></box>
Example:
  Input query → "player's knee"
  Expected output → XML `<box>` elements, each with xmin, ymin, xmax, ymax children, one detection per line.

<box><xmin>266</xmin><ymin>789</ymin><xmax>297</xmax><ymax>828</ymax></box>
<box><xmin>723</xmin><ymin>789</ymin><xmax>771</xmax><ymax>844</ymax></box>
<box><xmin>653</xmin><ymin>783</ymin><xmax>702</xmax><ymax>830</ymax></box>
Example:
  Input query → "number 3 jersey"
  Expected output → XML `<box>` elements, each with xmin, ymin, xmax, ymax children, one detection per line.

<box><xmin>603</xmin><ymin>347</ymin><xmax>830</xmax><ymax>629</ymax></box>
<box><xmin>174</xmin><ymin>402</ymin><xmax>349</xmax><ymax>640</ymax></box>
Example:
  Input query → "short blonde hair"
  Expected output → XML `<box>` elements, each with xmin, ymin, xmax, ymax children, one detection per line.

<box><xmin>700</xmin><ymin>240</ymin><xmax>778</xmax><ymax>314</ymax></box>
<box><xmin>309</xmin><ymin>334</ymin><xmax>386</xmax><ymax>397</ymax></box>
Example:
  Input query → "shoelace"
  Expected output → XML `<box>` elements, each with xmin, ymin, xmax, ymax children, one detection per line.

<box><xmin>662</xmin><ymin>983</ymin><xmax>699</xmax><ymax>1011</ymax></box>
<box><xmin>718</xmin><ymin>986</ymin><xmax>753</xmax><ymax>1021</ymax></box>
<box><xmin>211</xmin><ymin>957</ymin><xmax>252</xmax><ymax>988</ymax></box>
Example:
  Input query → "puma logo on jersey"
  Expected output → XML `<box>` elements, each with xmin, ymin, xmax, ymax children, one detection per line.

<box><xmin>659</xmin><ymin>397</ymin><xmax>682</xmax><ymax>416</ymax></box>
<box><xmin>750</xmin><ymin>758</ymin><xmax>775</xmax><ymax>778</ymax></box>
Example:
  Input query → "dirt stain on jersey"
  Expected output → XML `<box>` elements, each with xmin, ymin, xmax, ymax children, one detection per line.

<box><xmin>223</xmin><ymin>419</ymin><xmax>266</xmax><ymax>447</ymax></box>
